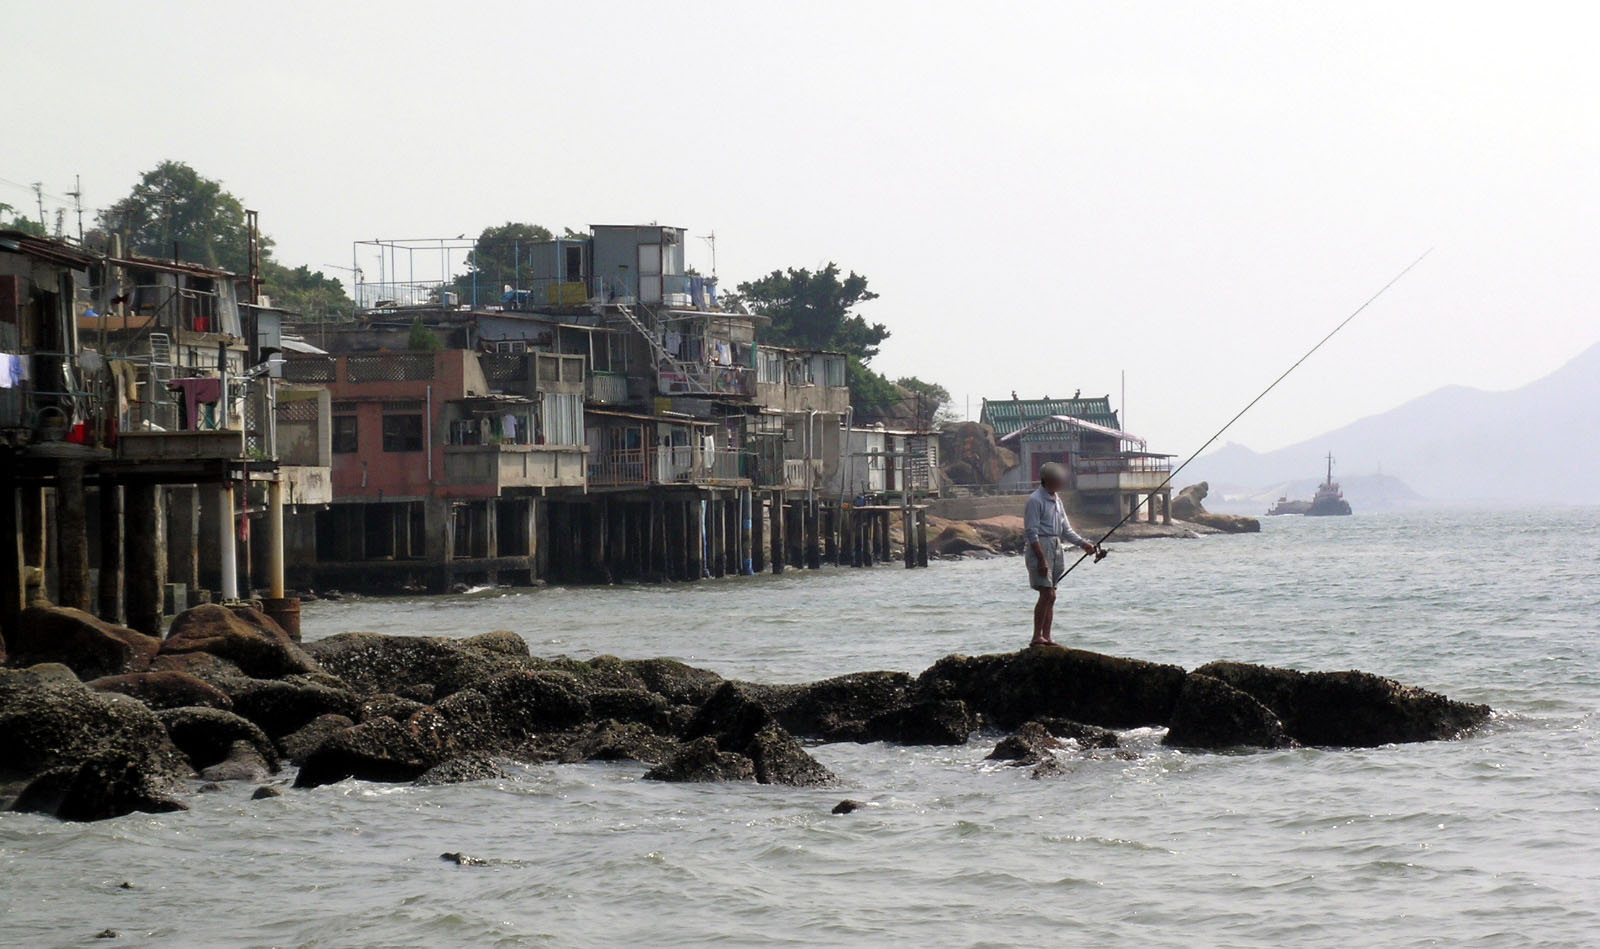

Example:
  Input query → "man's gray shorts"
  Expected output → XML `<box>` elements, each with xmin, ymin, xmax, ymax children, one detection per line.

<box><xmin>1025</xmin><ymin>543</ymin><xmax>1064</xmax><ymax>590</ymax></box>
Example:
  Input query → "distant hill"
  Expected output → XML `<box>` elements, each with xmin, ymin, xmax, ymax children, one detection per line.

<box><xmin>1183</xmin><ymin>340</ymin><xmax>1600</xmax><ymax>505</ymax></box>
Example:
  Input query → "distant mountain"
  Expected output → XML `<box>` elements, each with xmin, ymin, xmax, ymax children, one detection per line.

<box><xmin>1183</xmin><ymin>340</ymin><xmax>1600</xmax><ymax>505</ymax></box>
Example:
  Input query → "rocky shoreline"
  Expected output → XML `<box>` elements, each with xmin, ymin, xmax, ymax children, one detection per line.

<box><xmin>1</xmin><ymin>604</ymin><xmax>1492</xmax><ymax>822</ymax></box>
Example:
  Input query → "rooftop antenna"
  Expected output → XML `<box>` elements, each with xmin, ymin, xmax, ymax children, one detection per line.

<box><xmin>66</xmin><ymin>174</ymin><xmax>83</xmax><ymax>242</ymax></box>
<box><xmin>698</xmin><ymin>231</ymin><xmax>718</xmax><ymax>278</ymax></box>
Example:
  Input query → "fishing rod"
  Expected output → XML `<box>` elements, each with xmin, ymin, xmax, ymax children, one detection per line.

<box><xmin>1055</xmin><ymin>248</ymin><xmax>1434</xmax><ymax>583</ymax></box>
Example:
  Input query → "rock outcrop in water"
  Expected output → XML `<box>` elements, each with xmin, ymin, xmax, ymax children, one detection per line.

<box><xmin>0</xmin><ymin>603</ymin><xmax>1493</xmax><ymax>821</ymax></box>
<box><xmin>1171</xmin><ymin>482</ymin><xmax>1261</xmax><ymax>533</ymax></box>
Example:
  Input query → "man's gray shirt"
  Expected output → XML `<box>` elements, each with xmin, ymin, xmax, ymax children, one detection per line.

<box><xmin>1023</xmin><ymin>486</ymin><xmax>1089</xmax><ymax>549</ymax></box>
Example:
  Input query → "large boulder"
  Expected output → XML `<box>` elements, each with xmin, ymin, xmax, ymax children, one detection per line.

<box><xmin>1193</xmin><ymin>661</ymin><xmax>1491</xmax><ymax>747</ymax></box>
<box><xmin>414</xmin><ymin>754</ymin><xmax>508</xmax><ymax>786</ymax></box>
<box><xmin>0</xmin><ymin>664</ymin><xmax>188</xmax><ymax>820</ymax></box>
<box><xmin>745</xmin><ymin>726</ymin><xmax>834</xmax><ymax>786</ymax></box>
<box><xmin>938</xmin><ymin>422</ymin><xmax>1017</xmax><ymax>486</ymax></box>
<box><xmin>161</xmin><ymin>605</ymin><xmax>320</xmax><ymax>679</ymax></box>
<box><xmin>304</xmin><ymin>631</ymin><xmax>533</xmax><ymax>699</ymax></box>
<box><xmin>1171</xmin><ymin>483</ymin><xmax>1260</xmax><ymax>534</ymax></box>
<box><xmin>857</xmin><ymin>699</ymin><xmax>974</xmax><ymax>746</ymax></box>
<box><xmin>277</xmin><ymin>713</ymin><xmax>356</xmax><ymax>765</ymax></box>
<box><xmin>4</xmin><ymin>606</ymin><xmax>160</xmax><ymax>679</ymax></box>
<box><xmin>157</xmin><ymin>707</ymin><xmax>280</xmax><ymax>773</ymax></box>
<box><xmin>1163</xmin><ymin>674</ymin><xmax>1291</xmax><ymax>749</ymax></box>
<box><xmin>13</xmin><ymin>755</ymin><xmax>188</xmax><ymax>821</ymax></box>
<box><xmin>618</xmin><ymin>658</ymin><xmax>726</xmax><ymax>706</ymax></box>
<box><xmin>294</xmin><ymin>717</ymin><xmax>435</xmax><ymax>788</ymax></box>
<box><xmin>643</xmin><ymin>737</ymin><xmax>756</xmax><ymax>783</ymax></box>
<box><xmin>987</xmin><ymin>721</ymin><xmax>1062</xmax><ymax>763</ymax></box>
<box><xmin>743</xmin><ymin>671</ymin><xmax>914</xmax><ymax>739</ymax></box>
<box><xmin>667</xmin><ymin>683</ymin><xmax>834</xmax><ymax>786</ymax></box>
<box><xmin>916</xmin><ymin>646</ymin><xmax>1187</xmax><ymax>730</ymax></box>
<box><xmin>89</xmin><ymin>671</ymin><xmax>234</xmax><ymax>711</ymax></box>
<box><xmin>220</xmin><ymin>675</ymin><xmax>363</xmax><ymax>739</ymax></box>
<box><xmin>558</xmin><ymin>720</ymin><xmax>676</xmax><ymax>765</ymax></box>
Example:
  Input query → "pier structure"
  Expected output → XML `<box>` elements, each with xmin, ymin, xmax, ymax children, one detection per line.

<box><xmin>280</xmin><ymin>223</ymin><xmax>933</xmax><ymax>593</ymax></box>
<box><xmin>0</xmin><ymin>230</ymin><xmax>330</xmax><ymax>641</ymax></box>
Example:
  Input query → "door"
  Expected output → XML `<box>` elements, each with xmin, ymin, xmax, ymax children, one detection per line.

<box><xmin>638</xmin><ymin>243</ymin><xmax>662</xmax><ymax>303</ymax></box>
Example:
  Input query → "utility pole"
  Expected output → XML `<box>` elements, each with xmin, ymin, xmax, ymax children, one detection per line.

<box><xmin>67</xmin><ymin>175</ymin><xmax>83</xmax><ymax>242</ymax></box>
<box><xmin>32</xmin><ymin>182</ymin><xmax>44</xmax><ymax>230</ymax></box>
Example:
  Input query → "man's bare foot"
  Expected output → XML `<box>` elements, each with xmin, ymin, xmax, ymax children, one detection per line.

<box><xmin>1029</xmin><ymin>638</ymin><xmax>1049</xmax><ymax>647</ymax></box>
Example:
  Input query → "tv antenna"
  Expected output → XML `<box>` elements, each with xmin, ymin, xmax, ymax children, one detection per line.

<box><xmin>699</xmin><ymin>230</ymin><xmax>717</xmax><ymax>278</ymax></box>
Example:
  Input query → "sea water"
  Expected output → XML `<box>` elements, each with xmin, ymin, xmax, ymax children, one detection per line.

<box><xmin>2</xmin><ymin>507</ymin><xmax>1597</xmax><ymax>947</ymax></box>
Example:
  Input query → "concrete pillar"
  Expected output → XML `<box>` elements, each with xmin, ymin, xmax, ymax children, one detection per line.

<box><xmin>168</xmin><ymin>486</ymin><xmax>200</xmax><ymax>596</ymax></box>
<box><xmin>916</xmin><ymin>508</ymin><xmax>929</xmax><ymax>568</ymax></box>
<box><xmin>484</xmin><ymin>498</ymin><xmax>499</xmax><ymax>559</ymax></box>
<box><xmin>903</xmin><ymin>508</ymin><xmax>914</xmax><ymax>569</ymax></box>
<box><xmin>56</xmin><ymin>462</ymin><xmax>90</xmax><ymax>610</ymax></box>
<box><xmin>98</xmin><ymin>483</ymin><xmax>123</xmax><ymax>623</ymax></box>
<box><xmin>805</xmin><ymin>502</ymin><xmax>821</xmax><ymax>570</ymax></box>
<box><xmin>688</xmin><ymin>496</ymin><xmax>707</xmax><ymax>576</ymax></box>
<box><xmin>751</xmin><ymin>494</ymin><xmax>765</xmax><ymax>574</ymax></box>
<box><xmin>1146</xmin><ymin>493</ymin><xmax>1157</xmax><ymax>523</ymax></box>
<box><xmin>1162</xmin><ymin>490</ymin><xmax>1173</xmax><ymax>525</ymax></box>
<box><xmin>218</xmin><ymin>483</ymin><xmax>238</xmax><ymax>601</ymax></box>
<box><xmin>124</xmin><ymin>482</ymin><xmax>164</xmax><ymax>637</ymax></box>
<box><xmin>769</xmin><ymin>492</ymin><xmax>785</xmax><ymax>574</ymax></box>
<box><xmin>265</xmin><ymin>480</ymin><xmax>285</xmax><ymax>598</ymax></box>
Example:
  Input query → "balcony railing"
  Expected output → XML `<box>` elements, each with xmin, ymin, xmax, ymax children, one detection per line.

<box><xmin>1076</xmin><ymin>455</ymin><xmax>1172</xmax><ymax>475</ymax></box>
<box><xmin>587</xmin><ymin>446</ymin><xmax>751</xmax><ymax>487</ymax></box>
<box><xmin>587</xmin><ymin>371</ymin><xmax>629</xmax><ymax>404</ymax></box>
<box><xmin>657</xmin><ymin>365</ymin><xmax>754</xmax><ymax>398</ymax></box>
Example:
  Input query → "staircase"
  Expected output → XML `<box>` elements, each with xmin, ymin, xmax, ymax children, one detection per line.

<box><xmin>610</xmin><ymin>303</ymin><xmax>675</xmax><ymax>366</ymax></box>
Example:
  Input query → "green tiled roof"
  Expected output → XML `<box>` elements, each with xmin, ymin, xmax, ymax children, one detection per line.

<box><xmin>980</xmin><ymin>397</ymin><xmax>1120</xmax><ymax>437</ymax></box>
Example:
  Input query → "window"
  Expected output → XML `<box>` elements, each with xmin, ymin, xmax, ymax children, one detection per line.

<box><xmin>542</xmin><ymin>392</ymin><xmax>582</xmax><ymax>446</ymax></box>
<box><xmin>382</xmin><ymin>414</ymin><xmax>424</xmax><ymax>452</ymax></box>
<box><xmin>823</xmin><ymin>356</ymin><xmax>846</xmax><ymax>388</ymax></box>
<box><xmin>332</xmin><ymin>415</ymin><xmax>359</xmax><ymax>454</ymax></box>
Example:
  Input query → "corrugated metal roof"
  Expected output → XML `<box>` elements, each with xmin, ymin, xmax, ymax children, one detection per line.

<box><xmin>980</xmin><ymin>397</ymin><xmax>1119</xmax><ymax>436</ymax></box>
<box><xmin>998</xmin><ymin>415</ymin><xmax>1146</xmax><ymax>448</ymax></box>
<box><xmin>0</xmin><ymin>230</ymin><xmax>98</xmax><ymax>268</ymax></box>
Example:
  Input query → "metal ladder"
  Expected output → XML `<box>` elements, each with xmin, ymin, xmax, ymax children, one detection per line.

<box><xmin>149</xmin><ymin>332</ymin><xmax>173</xmax><ymax>382</ymax></box>
<box><xmin>610</xmin><ymin>303</ymin><xmax>675</xmax><ymax>365</ymax></box>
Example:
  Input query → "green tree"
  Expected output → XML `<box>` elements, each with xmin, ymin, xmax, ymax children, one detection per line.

<box><xmin>261</xmin><ymin>262</ymin><xmax>353</xmax><ymax>321</ymax></box>
<box><xmin>0</xmin><ymin>203</ymin><xmax>46</xmax><ymax>237</ymax></box>
<box><xmin>738</xmin><ymin>263</ymin><xmax>890</xmax><ymax>412</ymax></box>
<box><xmin>896</xmin><ymin>376</ymin><xmax>953</xmax><ymax>428</ymax></box>
<box><xmin>97</xmin><ymin>162</ymin><xmax>353</xmax><ymax>319</ymax></box>
<box><xmin>848</xmin><ymin>359</ymin><xmax>900</xmax><ymax>417</ymax></box>
<box><xmin>407</xmin><ymin>317</ymin><xmax>442</xmax><ymax>351</ymax></box>
<box><xmin>451</xmin><ymin>222</ymin><xmax>565</xmax><ymax>305</ymax></box>
<box><xmin>98</xmin><ymin>160</ymin><xmax>267</xmax><ymax>271</ymax></box>
<box><xmin>738</xmin><ymin>264</ymin><xmax>887</xmax><ymax>359</ymax></box>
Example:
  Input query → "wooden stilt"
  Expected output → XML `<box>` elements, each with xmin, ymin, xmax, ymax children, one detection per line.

<box><xmin>124</xmin><ymin>482</ymin><xmax>164</xmax><ymax>637</ymax></box>
<box><xmin>98</xmin><ymin>483</ymin><xmax>123</xmax><ymax>623</ymax></box>
<box><xmin>56</xmin><ymin>461</ymin><xmax>90</xmax><ymax>610</ymax></box>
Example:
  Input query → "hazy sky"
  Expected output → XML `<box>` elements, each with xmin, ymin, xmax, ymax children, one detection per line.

<box><xmin>5</xmin><ymin>1</ymin><xmax>1596</xmax><ymax>457</ymax></box>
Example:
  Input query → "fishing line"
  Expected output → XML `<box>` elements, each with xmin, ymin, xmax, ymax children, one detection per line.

<box><xmin>1055</xmin><ymin>248</ymin><xmax>1434</xmax><ymax>583</ymax></box>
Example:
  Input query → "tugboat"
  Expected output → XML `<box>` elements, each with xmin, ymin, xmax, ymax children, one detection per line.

<box><xmin>1305</xmin><ymin>453</ymin><xmax>1353</xmax><ymax>516</ymax></box>
<box><xmin>1266</xmin><ymin>495</ymin><xmax>1310</xmax><ymax>516</ymax></box>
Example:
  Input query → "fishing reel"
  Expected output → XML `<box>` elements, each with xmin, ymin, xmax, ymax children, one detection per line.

<box><xmin>1093</xmin><ymin>545</ymin><xmax>1109</xmax><ymax>563</ymax></box>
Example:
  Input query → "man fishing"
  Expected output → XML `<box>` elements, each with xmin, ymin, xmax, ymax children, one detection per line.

<box><xmin>1024</xmin><ymin>462</ymin><xmax>1099</xmax><ymax>647</ymax></box>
